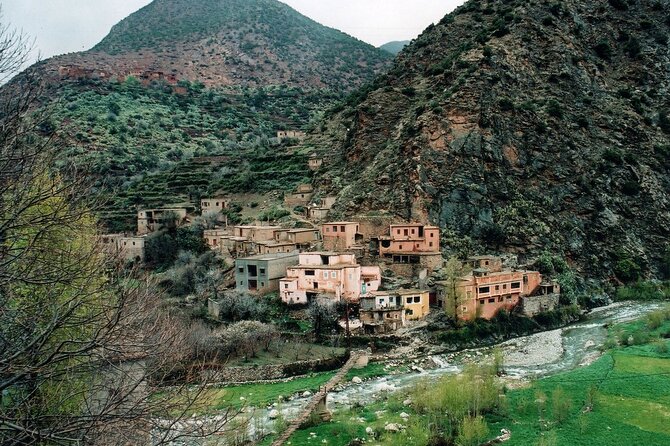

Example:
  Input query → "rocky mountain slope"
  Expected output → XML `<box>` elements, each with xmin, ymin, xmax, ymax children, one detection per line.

<box><xmin>38</xmin><ymin>0</ymin><xmax>392</xmax><ymax>91</ymax></box>
<box><xmin>311</xmin><ymin>0</ymin><xmax>670</xmax><ymax>280</ymax></box>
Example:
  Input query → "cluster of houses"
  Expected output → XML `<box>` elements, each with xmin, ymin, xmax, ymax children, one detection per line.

<box><xmin>101</xmin><ymin>185</ymin><xmax>561</xmax><ymax>334</ymax></box>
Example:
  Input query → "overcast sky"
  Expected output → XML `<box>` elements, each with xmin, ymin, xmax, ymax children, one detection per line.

<box><xmin>2</xmin><ymin>0</ymin><xmax>465</xmax><ymax>64</ymax></box>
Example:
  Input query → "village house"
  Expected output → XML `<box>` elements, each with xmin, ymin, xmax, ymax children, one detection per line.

<box><xmin>234</xmin><ymin>225</ymin><xmax>281</xmax><ymax>242</ymax></box>
<box><xmin>437</xmin><ymin>256</ymin><xmax>559</xmax><ymax>320</ymax></box>
<box><xmin>118</xmin><ymin>236</ymin><xmax>146</xmax><ymax>262</ymax></box>
<box><xmin>307</xmin><ymin>196</ymin><xmax>337</xmax><ymax>221</ymax></box>
<box><xmin>255</xmin><ymin>240</ymin><xmax>298</xmax><ymax>255</ymax></box>
<box><xmin>137</xmin><ymin>208</ymin><xmax>188</xmax><ymax>235</ymax></box>
<box><xmin>274</xmin><ymin>228</ymin><xmax>320</xmax><ymax>247</ymax></box>
<box><xmin>276</xmin><ymin>130</ymin><xmax>306</xmax><ymax>140</ymax></box>
<box><xmin>99</xmin><ymin>234</ymin><xmax>145</xmax><ymax>262</ymax></box>
<box><xmin>200</xmin><ymin>197</ymin><xmax>230</xmax><ymax>213</ymax></box>
<box><xmin>308</xmin><ymin>153</ymin><xmax>323</xmax><ymax>171</ymax></box>
<box><xmin>203</xmin><ymin>229</ymin><xmax>231</xmax><ymax>249</ymax></box>
<box><xmin>359</xmin><ymin>292</ymin><xmax>405</xmax><ymax>334</ymax></box>
<box><xmin>321</xmin><ymin>222</ymin><xmax>363</xmax><ymax>251</ymax></box>
<box><xmin>359</xmin><ymin>289</ymin><xmax>431</xmax><ymax>334</ymax></box>
<box><xmin>279</xmin><ymin>252</ymin><xmax>381</xmax><ymax>305</ymax></box>
<box><xmin>284</xmin><ymin>184</ymin><xmax>314</xmax><ymax>208</ymax></box>
<box><xmin>376</xmin><ymin>223</ymin><xmax>442</xmax><ymax>270</ymax></box>
<box><xmin>235</xmin><ymin>251</ymin><xmax>300</xmax><ymax>294</ymax></box>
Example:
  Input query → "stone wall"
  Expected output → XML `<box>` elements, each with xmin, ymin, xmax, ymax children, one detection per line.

<box><xmin>520</xmin><ymin>294</ymin><xmax>560</xmax><ymax>317</ymax></box>
<box><xmin>198</xmin><ymin>354</ymin><xmax>348</xmax><ymax>384</ymax></box>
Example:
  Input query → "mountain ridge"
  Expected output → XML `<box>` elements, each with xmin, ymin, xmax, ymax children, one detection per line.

<box><xmin>35</xmin><ymin>0</ymin><xmax>392</xmax><ymax>91</ymax></box>
<box><xmin>310</xmin><ymin>0</ymin><xmax>670</xmax><ymax>281</ymax></box>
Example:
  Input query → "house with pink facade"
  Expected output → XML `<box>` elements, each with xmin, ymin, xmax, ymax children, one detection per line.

<box><xmin>376</xmin><ymin>223</ymin><xmax>442</xmax><ymax>270</ymax></box>
<box><xmin>279</xmin><ymin>252</ymin><xmax>381</xmax><ymax>305</ymax></box>
<box><xmin>321</xmin><ymin>222</ymin><xmax>363</xmax><ymax>251</ymax></box>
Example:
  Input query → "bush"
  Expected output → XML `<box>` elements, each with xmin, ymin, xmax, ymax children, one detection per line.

<box><xmin>546</xmin><ymin>100</ymin><xmax>563</xmax><ymax>118</ymax></box>
<box><xmin>594</xmin><ymin>41</ymin><xmax>613</xmax><ymax>60</ymax></box>
<box><xmin>614</xmin><ymin>258</ymin><xmax>642</xmax><ymax>283</ymax></box>
<box><xmin>551</xmin><ymin>387</ymin><xmax>572</xmax><ymax>424</ymax></box>
<box><xmin>457</xmin><ymin>416</ymin><xmax>489</xmax><ymax>446</ymax></box>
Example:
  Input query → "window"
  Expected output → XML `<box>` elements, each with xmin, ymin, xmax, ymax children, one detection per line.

<box><xmin>503</xmin><ymin>284</ymin><xmax>507</xmax><ymax>289</ymax></box>
<box><xmin>406</xmin><ymin>309</ymin><xmax>413</xmax><ymax>316</ymax></box>
<box><xmin>479</xmin><ymin>299</ymin><xmax>485</xmax><ymax>305</ymax></box>
<box><xmin>215</xmin><ymin>202</ymin><xmax>219</xmax><ymax>206</ymax></box>
<box><xmin>495</xmin><ymin>285</ymin><xmax>499</xmax><ymax>291</ymax></box>
<box><xmin>479</xmin><ymin>286</ymin><xmax>490</xmax><ymax>294</ymax></box>
<box><xmin>260</xmin><ymin>268</ymin><xmax>266</xmax><ymax>275</ymax></box>
<box><xmin>488</xmin><ymin>298</ymin><xmax>495</xmax><ymax>303</ymax></box>
<box><xmin>333</xmin><ymin>226</ymin><xmax>338</xmax><ymax>233</ymax></box>
<box><xmin>429</xmin><ymin>242</ymin><xmax>433</xmax><ymax>247</ymax></box>
<box><xmin>325</xmin><ymin>227</ymin><xmax>330</xmax><ymax>233</ymax></box>
<box><xmin>379</xmin><ymin>298</ymin><xmax>385</xmax><ymax>305</ymax></box>
<box><xmin>406</xmin><ymin>297</ymin><xmax>412</xmax><ymax>304</ymax></box>
<box><xmin>240</xmin><ymin>281</ymin><xmax>243</xmax><ymax>285</ymax></box>
<box><xmin>511</xmin><ymin>282</ymin><xmax>521</xmax><ymax>289</ymax></box>
<box><xmin>340</xmin><ymin>226</ymin><xmax>345</xmax><ymax>232</ymax></box>
<box><xmin>523</xmin><ymin>275</ymin><xmax>528</xmax><ymax>284</ymax></box>
<box><xmin>399</xmin><ymin>245</ymin><xmax>403</xmax><ymax>250</ymax></box>
<box><xmin>462</xmin><ymin>306</ymin><xmax>468</xmax><ymax>312</ymax></box>
<box><xmin>498</xmin><ymin>296</ymin><xmax>503</xmax><ymax>302</ymax></box>
<box><xmin>414</xmin><ymin>296</ymin><xmax>421</xmax><ymax>303</ymax></box>
<box><xmin>506</xmin><ymin>296</ymin><xmax>512</xmax><ymax>300</ymax></box>
<box><xmin>466</xmin><ymin>291</ymin><xmax>472</xmax><ymax>298</ymax></box>
<box><xmin>238</xmin><ymin>267</ymin><xmax>244</xmax><ymax>273</ymax></box>
<box><xmin>411</xmin><ymin>229</ymin><xmax>415</xmax><ymax>235</ymax></box>
<box><xmin>404</xmin><ymin>229</ymin><xmax>409</xmax><ymax>236</ymax></box>
<box><xmin>306</xmin><ymin>270</ymin><xmax>315</xmax><ymax>276</ymax></box>
<box><xmin>261</xmin><ymin>282</ymin><xmax>265</xmax><ymax>287</ymax></box>
<box><xmin>284</xmin><ymin>284</ymin><xmax>289</xmax><ymax>289</ymax></box>
<box><xmin>331</xmin><ymin>271</ymin><xmax>337</xmax><ymax>278</ymax></box>
<box><xmin>396</xmin><ymin>229</ymin><xmax>401</xmax><ymax>235</ymax></box>
<box><xmin>430</xmin><ymin>233</ymin><xmax>434</xmax><ymax>237</ymax></box>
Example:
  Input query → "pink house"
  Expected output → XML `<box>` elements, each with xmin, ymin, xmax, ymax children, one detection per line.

<box><xmin>321</xmin><ymin>222</ymin><xmax>363</xmax><ymax>251</ymax></box>
<box><xmin>280</xmin><ymin>252</ymin><xmax>381</xmax><ymax>305</ymax></box>
<box><xmin>379</xmin><ymin>224</ymin><xmax>440</xmax><ymax>256</ymax></box>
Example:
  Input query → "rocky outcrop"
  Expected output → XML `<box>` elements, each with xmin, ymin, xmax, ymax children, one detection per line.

<box><xmin>312</xmin><ymin>0</ymin><xmax>670</xmax><ymax>280</ymax></box>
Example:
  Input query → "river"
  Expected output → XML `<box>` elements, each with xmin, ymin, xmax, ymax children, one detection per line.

<box><xmin>159</xmin><ymin>300</ymin><xmax>665</xmax><ymax>445</ymax></box>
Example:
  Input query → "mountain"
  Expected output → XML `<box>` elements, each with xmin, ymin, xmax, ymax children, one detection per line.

<box><xmin>310</xmin><ymin>0</ymin><xmax>670</xmax><ymax>281</ymax></box>
<box><xmin>379</xmin><ymin>40</ymin><xmax>411</xmax><ymax>55</ymax></box>
<box><xmin>39</xmin><ymin>0</ymin><xmax>392</xmax><ymax>91</ymax></box>
<box><xmin>7</xmin><ymin>0</ymin><xmax>397</xmax><ymax>231</ymax></box>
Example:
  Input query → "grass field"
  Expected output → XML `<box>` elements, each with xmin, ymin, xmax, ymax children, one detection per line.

<box><xmin>272</xmin><ymin>309</ymin><xmax>670</xmax><ymax>446</ymax></box>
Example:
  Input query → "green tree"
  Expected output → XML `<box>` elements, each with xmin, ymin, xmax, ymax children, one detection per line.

<box><xmin>443</xmin><ymin>256</ymin><xmax>472</xmax><ymax>321</ymax></box>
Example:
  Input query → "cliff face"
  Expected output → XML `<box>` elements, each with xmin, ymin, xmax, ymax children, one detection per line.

<box><xmin>312</xmin><ymin>0</ymin><xmax>670</xmax><ymax>279</ymax></box>
<box><xmin>38</xmin><ymin>0</ymin><xmax>392</xmax><ymax>91</ymax></box>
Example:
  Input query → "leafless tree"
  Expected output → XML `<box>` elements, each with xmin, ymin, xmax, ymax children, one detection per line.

<box><xmin>0</xmin><ymin>17</ymin><xmax>237</xmax><ymax>446</ymax></box>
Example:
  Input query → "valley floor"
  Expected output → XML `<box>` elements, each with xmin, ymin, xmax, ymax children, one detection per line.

<box><xmin>260</xmin><ymin>305</ymin><xmax>670</xmax><ymax>446</ymax></box>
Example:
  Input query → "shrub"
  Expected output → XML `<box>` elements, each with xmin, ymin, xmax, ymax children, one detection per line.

<box><xmin>457</xmin><ymin>416</ymin><xmax>489</xmax><ymax>446</ymax></box>
<box><xmin>551</xmin><ymin>387</ymin><xmax>572</xmax><ymax>424</ymax></box>
<box><xmin>546</xmin><ymin>100</ymin><xmax>563</xmax><ymax>118</ymax></box>
<box><xmin>594</xmin><ymin>41</ymin><xmax>613</xmax><ymax>60</ymax></box>
<box><xmin>608</xmin><ymin>0</ymin><xmax>629</xmax><ymax>10</ymax></box>
<box><xmin>614</xmin><ymin>258</ymin><xmax>642</xmax><ymax>283</ymax></box>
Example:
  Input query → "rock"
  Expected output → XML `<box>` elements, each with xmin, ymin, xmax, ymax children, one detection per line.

<box><xmin>366</xmin><ymin>426</ymin><xmax>374</xmax><ymax>436</ymax></box>
<box><xmin>268</xmin><ymin>409</ymin><xmax>280</xmax><ymax>419</ymax></box>
<box><xmin>403</xmin><ymin>399</ymin><xmax>412</xmax><ymax>406</ymax></box>
<box><xmin>302</xmin><ymin>391</ymin><xmax>312</xmax><ymax>398</ymax></box>
<box><xmin>351</xmin><ymin>376</ymin><xmax>363</xmax><ymax>384</ymax></box>
<box><xmin>384</xmin><ymin>423</ymin><xmax>401</xmax><ymax>433</ymax></box>
<box><xmin>400</xmin><ymin>412</ymin><xmax>410</xmax><ymax>420</ymax></box>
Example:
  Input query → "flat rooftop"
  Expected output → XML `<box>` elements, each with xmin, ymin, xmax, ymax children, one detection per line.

<box><xmin>237</xmin><ymin>251</ymin><xmax>299</xmax><ymax>261</ymax></box>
